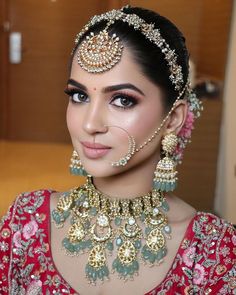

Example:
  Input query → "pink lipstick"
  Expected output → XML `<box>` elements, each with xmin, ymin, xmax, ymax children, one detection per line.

<box><xmin>81</xmin><ymin>141</ymin><xmax>111</xmax><ymax>159</ymax></box>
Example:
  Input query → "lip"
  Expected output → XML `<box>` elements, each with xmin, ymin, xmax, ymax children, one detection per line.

<box><xmin>81</xmin><ymin>141</ymin><xmax>111</xmax><ymax>159</ymax></box>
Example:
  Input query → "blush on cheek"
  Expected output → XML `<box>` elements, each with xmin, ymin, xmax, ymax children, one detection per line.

<box><xmin>66</xmin><ymin>104</ymin><xmax>79</xmax><ymax>135</ymax></box>
<box><xmin>121</xmin><ymin>108</ymin><xmax>163</xmax><ymax>148</ymax></box>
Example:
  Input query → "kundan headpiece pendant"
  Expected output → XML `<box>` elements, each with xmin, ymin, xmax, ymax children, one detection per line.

<box><xmin>78</xmin><ymin>29</ymin><xmax>123</xmax><ymax>73</ymax></box>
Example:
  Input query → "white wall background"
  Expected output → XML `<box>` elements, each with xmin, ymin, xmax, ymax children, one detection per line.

<box><xmin>215</xmin><ymin>1</ymin><xmax>236</xmax><ymax>223</ymax></box>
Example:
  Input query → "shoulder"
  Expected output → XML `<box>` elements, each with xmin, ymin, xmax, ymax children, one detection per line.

<box><xmin>191</xmin><ymin>212</ymin><xmax>235</xmax><ymax>243</ymax></box>
<box><xmin>0</xmin><ymin>189</ymin><xmax>56</xmax><ymax>232</ymax></box>
<box><xmin>189</xmin><ymin>212</ymin><xmax>236</xmax><ymax>261</ymax></box>
<box><xmin>0</xmin><ymin>189</ymin><xmax>60</xmax><ymax>294</ymax></box>
<box><xmin>183</xmin><ymin>212</ymin><xmax>236</xmax><ymax>293</ymax></box>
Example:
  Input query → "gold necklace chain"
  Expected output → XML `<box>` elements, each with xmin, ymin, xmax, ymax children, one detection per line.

<box><xmin>52</xmin><ymin>176</ymin><xmax>172</xmax><ymax>284</ymax></box>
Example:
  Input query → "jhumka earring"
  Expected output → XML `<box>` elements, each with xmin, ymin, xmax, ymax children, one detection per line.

<box><xmin>153</xmin><ymin>133</ymin><xmax>178</xmax><ymax>192</ymax></box>
<box><xmin>70</xmin><ymin>150</ymin><xmax>87</xmax><ymax>176</ymax></box>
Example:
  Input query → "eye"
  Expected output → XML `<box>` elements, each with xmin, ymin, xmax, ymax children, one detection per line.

<box><xmin>64</xmin><ymin>88</ymin><xmax>89</xmax><ymax>103</ymax></box>
<box><xmin>71</xmin><ymin>92</ymin><xmax>88</xmax><ymax>103</ymax></box>
<box><xmin>110</xmin><ymin>94</ymin><xmax>137</xmax><ymax>109</ymax></box>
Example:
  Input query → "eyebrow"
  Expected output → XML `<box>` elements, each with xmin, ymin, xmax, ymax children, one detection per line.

<box><xmin>67</xmin><ymin>79</ymin><xmax>87</xmax><ymax>91</ymax></box>
<box><xmin>67</xmin><ymin>78</ymin><xmax>145</xmax><ymax>96</ymax></box>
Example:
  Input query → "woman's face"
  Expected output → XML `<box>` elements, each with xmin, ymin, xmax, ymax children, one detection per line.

<box><xmin>66</xmin><ymin>47</ymin><xmax>166</xmax><ymax>177</ymax></box>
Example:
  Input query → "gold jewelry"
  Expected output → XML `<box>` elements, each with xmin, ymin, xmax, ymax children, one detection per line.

<box><xmin>52</xmin><ymin>176</ymin><xmax>171</xmax><ymax>284</ymax></box>
<box><xmin>153</xmin><ymin>133</ymin><xmax>178</xmax><ymax>192</ymax></box>
<box><xmin>104</xmin><ymin>125</ymin><xmax>136</xmax><ymax>167</ymax></box>
<box><xmin>73</xmin><ymin>7</ymin><xmax>203</xmax><ymax>166</ymax></box>
<box><xmin>70</xmin><ymin>150</ymin><xmax>87</xmax><ymax>176</ymax></box>
<box><xmin>75</xmin><ymin>8</ymin><xmax>183</xmax><ymax>91</ymax></box>
<box><xmin>78</xmin><ymin>30</ymin><xmax>123</xmax><ymax>73</ymax></box>
<box><xmin>107</xmin><ymin>85</ymin><xmax>187</xmax><ymax>168</ymax></box>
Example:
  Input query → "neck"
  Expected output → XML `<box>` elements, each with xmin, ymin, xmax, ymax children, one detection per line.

<box><xmin>92</xmin><ymin>153</ymin><xmax>159</xmax><ymax>199</ymax></box>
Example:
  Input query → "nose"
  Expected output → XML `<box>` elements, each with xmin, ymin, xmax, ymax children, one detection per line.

<box><xmin>82</xmin><ymin>100</ymin><xmax>108</xmax><ymax>135</ymax></box>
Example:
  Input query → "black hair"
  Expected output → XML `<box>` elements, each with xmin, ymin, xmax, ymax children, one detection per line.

<box><xmin>72</xmin><ymin>6</ymin><xmax>189</xmax><ymax>110</ymax></box>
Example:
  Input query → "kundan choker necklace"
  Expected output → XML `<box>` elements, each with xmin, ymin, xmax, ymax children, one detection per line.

<box><xmin>52</xmin><ymin>176</ymin><xmax>172</xmax><ymax>284</ymax></box>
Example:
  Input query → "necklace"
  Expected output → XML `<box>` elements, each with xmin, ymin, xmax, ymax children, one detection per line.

<box><xmin>52</xmin><ymin>176</ymin><xmax>172</xmax><ymax>284</ymax></box>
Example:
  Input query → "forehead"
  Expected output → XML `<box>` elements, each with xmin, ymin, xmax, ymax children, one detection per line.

<box><xmin>70</xmin><ymin>47</ymin><xmax>159</xmax><ymax>94</ymax></box>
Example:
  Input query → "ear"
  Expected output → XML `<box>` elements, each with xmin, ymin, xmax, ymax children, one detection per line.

<box><xmin>165</xmin><ymin>100</ymin><xmax>188</xmax><ymax>134</ymax></box>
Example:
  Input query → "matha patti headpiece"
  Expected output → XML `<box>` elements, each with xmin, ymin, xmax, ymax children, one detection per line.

<box><xmin>74</xmin><ymin>7</ymin><xmax>184</xmax><ymax>91</ymax></box>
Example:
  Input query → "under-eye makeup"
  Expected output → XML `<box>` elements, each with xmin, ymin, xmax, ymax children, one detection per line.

<box><xmin>110</xmin><ymin>92</ymin><xmax>138</xmax><ymax>109</ymax></box>
<box><xmin>64</xmin><ymin>88</ymin><xmax>88</xmax><ymax>104</ymax></box>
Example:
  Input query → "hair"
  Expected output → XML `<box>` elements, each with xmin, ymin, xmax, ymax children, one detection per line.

<box><xmin>71</xmin><ymin>6</ymin><xmax>190</xmax><ymax>111</ymax></box>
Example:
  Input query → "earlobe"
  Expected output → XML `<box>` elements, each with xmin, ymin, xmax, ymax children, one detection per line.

<box><xmin>165</xmin><ymin>100</ymin><xmax>188</xmax><ymax>134</ymax></box>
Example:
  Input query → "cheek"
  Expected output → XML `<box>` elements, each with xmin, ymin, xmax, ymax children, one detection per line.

<box><xmin>118</xmin><ymin>105</ymin><xmax>163</xmax><ymax>146</ymax></box>
<box><xmin>66</xmin><ymin>104</ymin><xmax>81</xmax><ymax>135</ymax></box>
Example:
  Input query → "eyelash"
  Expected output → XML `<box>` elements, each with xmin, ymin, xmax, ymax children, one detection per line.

<box><xmin>64</xmin><ymin>88</ymin><xmax>138</xmax><ymax>109</ymax></box>
<box><xmin>64</xmin><ymin>88</ymin><xmax>88</xmax><ymax>104</ymax></box>
<box><xmin>110</xmin><ymin>92</ymin><xmax>138</xmax><ymax>109</ymax></box>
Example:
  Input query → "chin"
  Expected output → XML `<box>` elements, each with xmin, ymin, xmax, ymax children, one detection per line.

<box><xmin>82</xmin><ymin>162</ymin><xmax>121</xmax><ymax>178</ymax></box>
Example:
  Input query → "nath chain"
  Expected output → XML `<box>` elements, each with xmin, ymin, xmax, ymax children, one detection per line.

<box><xmin>135</xmin><ymin>83</ymin><xmax>188</xmax><ymax>153</ymax></box>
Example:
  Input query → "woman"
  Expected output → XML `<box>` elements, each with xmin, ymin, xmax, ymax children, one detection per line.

<box><xmin>0</xmin><ymin>6</ymin><xmax>235</xmax><ymax>295</ymax></box>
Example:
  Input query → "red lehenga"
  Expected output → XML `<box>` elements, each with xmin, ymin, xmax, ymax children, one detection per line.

<box><xmin>0</xmin><ymin>190</ymin><xmax>235</xmax><ymax>294</ymax></box>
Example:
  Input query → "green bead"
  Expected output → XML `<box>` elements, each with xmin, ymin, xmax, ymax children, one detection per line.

<box><xmin>141</xmin><ymin>246</ymin><xmax>150</xmax><ymax>260</ymax></box>
<box><xmin>92</xmin><ymin>271</ymin><xmax>97</xmax><ymax>281</ymax></box>
<box><xmin>74</xmin><ymin>243</ymin><xmax>81</xmax><ymax>252</ymax></box>
<box><xmin>52</xmin><ymin>210</ymin><xmax>64</xmax><ymax>224</ymax></box>
<box><xmin>85</xmin><ymin>264</ymin><xmax>92</xmax><ymax>274</ymax></box>
<box><xmin>112</xmin><ymin>258</ymin><xmax>118</xmax><ymax>269</ymax></box>
<box><xmin>84</xmin><ymin>220</ymin><xmax>90</xmax><ymax>229</ymax></box>
<box><xmin>162</xmin><ymin>200</ymin><xmax>169</xmax><ymax>211</ymax></box>
<box><xmin>82</xmin><ymin>169</ymin><xmax>88</xmax><ymax>176</ymax></box>
<box><xmin>79</xmin><ymin>241</ymin><xmax>86</xmax><ymax>250</ymax></box>
<box><xmin>116</xmin><ymin>237</ymin><xmax>123</xmax><ymax>246</ymax></box>
<box><xmin>84</xmin><ymin>240</ymin><xmax>91</xmax><ymax>248</ymax></box>
<box><xmin>134</xmin><ymin>240</ymin><xmax>142</xmax><ymax>249</ymax></box>
<box><xmin>114</xmin><ymin>216</ymin><xmax>122</xmax><ymax>226</ymax></box>
<box><xmin>152</xmin><ymin>181</ymin><xmax>159</xmax><ymax>190</ymax></box>
<box><xmin>166</xmin><ymin>182</ymin><xmax>171</xmax><ymax>192</ymax></box>
<box><xmin>133</xmin><ymin>260</ymin><xmax>139</xmax><ymax>271</ymax></box>
<box><xmin>148</xmin><ymin>252</ymin><xmax>156</xmax><ymax>264</ymax></box>
<box><xmin>89</xmin><ymin>207</ymin><xmax>97</xmax><ymax>216</ymax></box>
<box><xmin>160</xmin><ymin>182</ymin><xmax>165</xmax><ymax>191</ymax></box>
<box><xmin>161</xmin><ymin>247</ymin><xmax>167</xmax><ymax>257</ymax></box>
<box><xmin>122</xmin><ymin>266</ymin><xmax>129</xmax><ymax>276</ymax></box>
<box><xmin>106</xmin><ymin>241</ymin><xmax>114</xmax><ymax>251</ymax></box>
<box><xmin>62</xmin><ymin>237</ymin><xmax>69</xmax><ymax>247</ymax></box>
<box><xmin>63</xmin><ymin>239</ymin><xmax>75</xmax><ymax>253</ymax></box>
<box><xmin>97</xmin><ymin>269</ymin><xmax>104</xmax><ymax>280</ymax></box>
<box><xmin>172</xmin><ymin>182</ymin><xmax>177</xmax><ymax>190</ymax></box>
<box><xmin>104</xmin><ymin>266</ymin><xmax>109</xmax><ymax>277</ymax></box>
<box><xmin>64</xmin><ymin>210</ymin><xmax>70</xmax><ymax>219</ymax></box>
<box><xmin>117</xmin><ymin>263</ymin><xmax>124</xmax><ymax>274</ymax></box>
<box><xmin>125</xmin><ymin>265</ymin><xmax>132</xmax><ymax>275</ymax></box>
<box><xmin>100</xmin><ymin>267</ymin><xmax>105</xmax><ymax>276</ymax></box>
<box><xmin>86</xmin><ymin>239</ymin><xmax>93</xmax><ymax>249</ymax></box>
<box><xmin>70</xmin><ymin>216</ymin><xmax>76</xmax><ymax>225</ymax></box>
<box><xmin>140</xmin><ymin>213</ymin><xmax>146</xmax><ymax>222</ymax></box>
<box><xmin>156</xmin><ymin>250</ymin><xmax>162</xmax><ymax>261</ymax></box>
<box><xmin>145</xmin><ymin>227</ymin><xmax>151</xmax><ymax>235</ymax></box>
